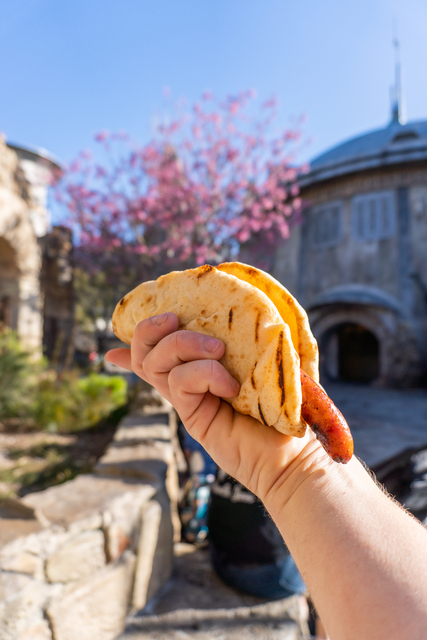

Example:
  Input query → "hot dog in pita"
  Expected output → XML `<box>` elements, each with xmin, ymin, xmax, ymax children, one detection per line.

<box><xmin>112</xmin><ymin>262</ymin><xmax>353</xmax><ymax>463</ymax></box>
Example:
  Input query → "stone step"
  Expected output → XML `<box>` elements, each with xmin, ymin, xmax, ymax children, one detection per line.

<box><xmin>118</xmin><ymin>543</ymin><xmax>308</xmax><ymax>640</ymax></box>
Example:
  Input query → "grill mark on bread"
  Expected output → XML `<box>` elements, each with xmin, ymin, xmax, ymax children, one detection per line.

<box><xmin>276</xmin><ymin>330</ymin><xmax>285</xmax><ymax>406</ymax></box>
<box><xmin>196</xmin><ymin>264</ymin><xmax>214</xmax><ymax>279</ymax></box>
<box><xmin>250</xmin><ymin>363</ymin><xmax>257</xmax><ymax>389</ymax></box>
<box><xmin>228</xmin><ymin>308</ymin><xmax>233</xmax><ymax>328</ymax></box>
<box><xmin>258</xmin><ymin>400</ymin><xmax>268</xmax><ymax>426</ymax></box>
<box><xmin>255</xmin><ymin>311</ymin><xmax>261</xmax><ymax>342</ymax></box>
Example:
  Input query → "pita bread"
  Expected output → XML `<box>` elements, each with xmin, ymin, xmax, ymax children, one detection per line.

<box><xmin>112</xmin><ymin>263</ymin><xmax>318</xmax><ymax>438</ymax></box>
<box><xmin>217</xmin><ymin>262</ymin><xmax>319</xmax><ymax>382</ymax></box>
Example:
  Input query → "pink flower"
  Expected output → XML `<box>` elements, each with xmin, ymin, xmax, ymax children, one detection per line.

<box><xmin>94</xmin><ymin>130</ymin><xmax>110</xmax><ymax>142</ymax></box>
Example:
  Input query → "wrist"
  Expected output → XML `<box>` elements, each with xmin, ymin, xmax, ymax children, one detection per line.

<box><xmin>262</xmin><ymin>435</ymin><xmax>346</xmax><ymax>522</ymax></box>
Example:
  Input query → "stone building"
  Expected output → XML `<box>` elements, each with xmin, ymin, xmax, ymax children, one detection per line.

<box><xmin>273</xmin><ymin>107</ymin><xmax>427</xmax><ymax>387</ymax></box>
<box><xmin>0</xmin><ymin>135</ymin><xmax>72</xmax><ymax>356</ymax></box>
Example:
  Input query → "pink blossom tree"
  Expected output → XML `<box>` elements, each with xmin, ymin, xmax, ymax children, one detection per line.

<box><xmin>55</xmin><ymin>91</ymin><xmax>306</xmax><ymax>319</ymax></box>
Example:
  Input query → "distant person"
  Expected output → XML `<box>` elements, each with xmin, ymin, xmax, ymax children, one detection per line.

<box><xmin>208</xmin><ymin>469</ymin><xmax>306</xmax><ymax>600</ymax></box>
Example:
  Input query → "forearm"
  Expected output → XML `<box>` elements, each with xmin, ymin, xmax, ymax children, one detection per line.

<box><xmin>265</xmin><ymin>449</ymin><xmax>427</xmax><ymax>640</ymax></box>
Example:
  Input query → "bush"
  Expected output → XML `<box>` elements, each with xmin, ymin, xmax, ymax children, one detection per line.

<box><xmin>0</xmin><ymin>329</ymin><xmax>42</xmax><ymax>419</ymax></box>
<box><xmin>0</xmin><ymin>329</ymin><xmax>128</xmax><ymax>432</ymax></box>
<box><xmin>34</xmin><ymin>370</ymin><xmax>128</xmax><ymax>432</ymax></box>
<box><xmin>35</xmin><ymin>371</ymin><xmax>128</xmax><ymax>432</ymax></box>
<box><xmin>77</xmin><ymin>373</ymin><xmax>128</xmax><ymax>428</ymax></box>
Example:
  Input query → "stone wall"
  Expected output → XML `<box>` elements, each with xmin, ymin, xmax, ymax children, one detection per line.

<box><xmin>0</xmin><ymin>136</ymin><xmax>43</xmax><ymax>350</ymax></box>
<box><xmin>0</xmin><ymin>396</ymin><xmax>181</xmax><ymax>640</ymax></box>
<box><xmin>273</xmin><ymin>163</ymin><xmax>427</xmax><ymax>386</ymax></box>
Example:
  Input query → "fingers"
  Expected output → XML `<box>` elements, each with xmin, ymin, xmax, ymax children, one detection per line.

<box><xmin>132</xmin><ymin>314</ymin><xmax>231</xmax><ymax>400</ymax></box>
<box><xmin>105</xmin><ymin>313</ymin><xmax>179</xmax><ymax>373</ymax></box>
<box><xmin>168</xmin><ymin>358</ymin><xmax>240</xmax><ymax>428</ymax></box>
<box><xmin>105</xmin><ymin>348</ymin><xmax>132</xmax><ymax>370</ymax></box>
<box><xmin>131</xmin><ymin>313</ymin><xmax>180</xmax><ymax>374</ymax></box>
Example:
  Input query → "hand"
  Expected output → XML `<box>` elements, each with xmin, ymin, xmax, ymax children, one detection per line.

<box><xmin>105</xmin><ymin>312</ymin><xmax>326</xmax><ymax>504</ymax></box>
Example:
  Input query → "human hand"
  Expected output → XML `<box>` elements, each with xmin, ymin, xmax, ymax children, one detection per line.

<box><xmin>105</xmin><ymin>312</ymin><xmax>326</xmax><ymax>505</ymax></box>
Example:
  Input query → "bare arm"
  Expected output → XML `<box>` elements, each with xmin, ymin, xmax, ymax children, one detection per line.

<box><xmin>106</xmin><ymin>314</ymin><xmax>427</xmax><ymax>640</ymax></box>
<box><xmin>267</xmin><ymin>450</ymin><xmax>427</xmax><ymax>640</ymax></box>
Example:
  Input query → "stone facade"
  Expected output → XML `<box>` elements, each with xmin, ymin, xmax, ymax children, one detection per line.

<box><xmin>0</xmin><ymin>137</ymin><xmax>74</xmax><ymax>359</ymax></box>
<box><xmin>273</xmin><ymin>126</ymin><xmax>427</xmax><ymax>387</ymax></box>
<box><xmin>0</xmin><ymin>136</ymin><xmax>44</xmax><ymax>350</ymax></box>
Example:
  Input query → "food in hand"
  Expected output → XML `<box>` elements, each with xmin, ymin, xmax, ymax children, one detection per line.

<box><xmin>112</xmin><ymin>262</ymin><xmax>353</xmax><ymax>463</ymax></box>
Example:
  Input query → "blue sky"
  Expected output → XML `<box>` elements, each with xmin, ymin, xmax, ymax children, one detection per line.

<box><xmin>1</xmin><ymin>0</ymin><xmax>427</xmax><ymax>166</ymax></box>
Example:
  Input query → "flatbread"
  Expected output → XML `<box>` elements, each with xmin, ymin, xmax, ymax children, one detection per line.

<box><xmin>112</xmin><ymin>263</ymin><xmax>318</xmax><ymax>437</ymax></box>
<box><xmin>217</xmin><ymin>262</ymin><xmax>319</xmax><ymax>382</ymax></box>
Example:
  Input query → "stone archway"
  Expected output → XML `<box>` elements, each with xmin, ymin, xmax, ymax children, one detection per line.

<box><xmin>310</xmin><ymin>305</ymin><xmax>396</xmax><ymax>385</ymax></box>
<box><xmin>322</xmin><ymin>322</ymin><xmax>380</xmax><ymax>383</ymax></box>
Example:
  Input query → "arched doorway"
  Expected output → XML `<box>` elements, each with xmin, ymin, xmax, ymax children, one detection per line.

<box><xmin>322</xmin><ymin>322</ymin><xmax>380</xmax><ymax>383</ymax></box>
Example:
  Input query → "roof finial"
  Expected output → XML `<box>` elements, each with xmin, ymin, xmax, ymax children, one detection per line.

<box><xmin>390</xmin><ymin>23</ymin><xmax>406</xmax><ymax>124</ymax></box>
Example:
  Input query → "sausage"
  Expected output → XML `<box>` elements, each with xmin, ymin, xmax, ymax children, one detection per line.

<box><xmin>300</xmin><ymin>369</ymin><xmax>354</xmax><ymax>464</ymax></box>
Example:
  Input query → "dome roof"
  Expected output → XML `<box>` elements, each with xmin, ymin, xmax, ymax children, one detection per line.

<box><xmin>300</xmin><ymin>119</ymin><xmax>427</xmax><ymax>188</ymax></box>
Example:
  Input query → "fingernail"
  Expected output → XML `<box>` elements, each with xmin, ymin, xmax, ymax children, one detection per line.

<box><xmin>152</xmin><ymin>313</ymin><xmax>169</xmax><ymax>326</ymax></box>
<box><xmin>202</xmin><ymin>336</ymin><xmax>221</xmax><ymax>352</ymax></box>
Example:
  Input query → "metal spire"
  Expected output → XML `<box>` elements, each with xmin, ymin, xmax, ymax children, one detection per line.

<box><xmin>390</xmin><ymin>28</ymin><xmax>406</xmax><ymax>124</ymax></box>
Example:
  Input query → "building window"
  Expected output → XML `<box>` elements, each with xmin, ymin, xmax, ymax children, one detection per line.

<box><xmin>309</xmin><ymin>201</ymin><xmax>342</xmax><ymax>248</ymax></box>
<box><xmin>352</xmin><ymin>191</ymin><xmax>396</xmax><ymax>242</ymax></box>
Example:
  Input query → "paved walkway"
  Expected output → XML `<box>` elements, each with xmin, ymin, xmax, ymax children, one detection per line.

<box><xmin>324</xmin><ymin>382</ymin><xmax>427</xmax><ymax>468</ymax></box>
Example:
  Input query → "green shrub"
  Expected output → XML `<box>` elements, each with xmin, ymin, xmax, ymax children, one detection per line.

<box><xmin>0</xmin><ymin>329</ymin><xmax>41</xmax><ymax>419</ymax></box>
<box><xmin>0</xmin><ymin>329</ymin><xmax>128</xmax><ymax>432</ymax></box>
<box><xmin>77</xmin><ymin>373</ymin><xmax>128</xmax><ymax>428</ymax></box>
<box><xmin>34</xmin><ymin>371</ymin><xmax>128</xmax><ymax>432</ymax></box>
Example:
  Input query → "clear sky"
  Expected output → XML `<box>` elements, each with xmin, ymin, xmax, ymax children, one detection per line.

<box><xmin>1</xmin><ymin>0</ymin><xmax>427</xmax><ymax>166</ymax></box>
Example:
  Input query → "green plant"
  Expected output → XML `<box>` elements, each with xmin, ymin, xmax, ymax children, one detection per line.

<box><xmin>0</xmin><ymin>329</ymin><xmax>42</xmax><ymax>419</ymax></box>
<box><xmin>34</xmin><ymin>370</ymin><xmax>128</xmax><ymax>432</ymax></box>
<box><xmin>77</xmin><ymin>373</ymin><xmax>128</xmax><ymax>428</ymax></box>
<box><xmin>0</xmin><ymin>329</ymin><xmax>128</xmax><ymax>432</ymax></box>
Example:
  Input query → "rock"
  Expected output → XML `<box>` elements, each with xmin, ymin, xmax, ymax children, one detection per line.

<box><xmin>0</xmin><ymin>514</ymin><xmax>42</xmax><ymax>547</ymax></box>
<box><xmin>46</xmin><ymin>529</ymin><xmax>106</xmax><ymax>583</ymax></box>
<box><xmin>13</xmin><ymin>618</ymin><xmax>53</xmax><ymax>640</ymax></box>
<box><xmin>0</xmin><ymin>550</ymin><xmax>42</xmax><ymax>577</ymax></box>
<box><xmin>22</xmin><ymin>474</ymin><xmax>156</xmax><ymax>527</ymax></box>
<box><xmin>113</xmin><ymin>421</ymin><xmax>172</xmax><ymax>445</ymax></box>
<box><xmin>132</xmin><ymin>495</ymin><xmax>174</xmax><ymax>610</ymax></box>
<box><xmin>0</xmin><ymin>525</ymin><xmax>70</xmax><ymax>564</ymax></box>
<box><xmin>47</xmin><ymin>550</ymin><xmax>136</xmax><ymax>640</ymax></box>
<box><xmin>0</xmin><ymin>572</ymin><xmax>55</xmax><ymax>640</ymax></box>
<box><xmin>103</xmin><ymin>490</ymin><xmax>150</xmax><ymax>561</ymax></box>
<box><xmin>95</xmin><ymin>441</ymin><xmax>174</xmax><ymax>480</ymax></box>
<box><xmin>0</xmin><ymin>497</ymin><xmax>38</xmax><ymax>520</ymax></box>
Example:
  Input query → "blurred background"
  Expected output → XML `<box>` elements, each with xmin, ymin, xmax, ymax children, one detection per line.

<box><xmin>1</xmin><ymin>2</ymin><xmax>427</xmax><ymax>638</ymax></box>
